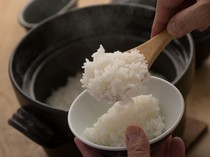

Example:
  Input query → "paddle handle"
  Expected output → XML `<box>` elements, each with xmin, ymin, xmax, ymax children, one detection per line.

<box><xmin>135</xmin><ymin>30</ymin><xmax>174</xmax><ymax>68</ymax></box>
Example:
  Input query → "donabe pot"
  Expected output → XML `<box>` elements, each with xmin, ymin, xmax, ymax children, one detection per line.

<box><xmin>9</xmin><ymin>4</ymin><xmax>195</xmax><ymax>157</ymax></box>
<box><xmin>191</xmin><ymin>28</ymin><xmax>210</xmax><ymax>67</ymax></box>
<box><xmin>18</xmin><ymin>0</ymin><xmax>78</xmax><ymax>30</ymax></box>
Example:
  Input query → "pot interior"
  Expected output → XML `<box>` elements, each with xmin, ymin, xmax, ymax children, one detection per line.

<box><xmin>22</xmin><ymin>34</ymin><xmax>191</xmax><ymax>110</ymax></box>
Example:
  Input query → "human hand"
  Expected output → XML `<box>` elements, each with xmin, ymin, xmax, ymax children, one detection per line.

<box><xmin>151</xmin><ymin>0</ymin><xmax>210</xmax><ymax>37</ymax></box>
<box><xmin>74</xmin><ymin>125</ymin><xmax>185</xmax><ymax>157</ymax></box>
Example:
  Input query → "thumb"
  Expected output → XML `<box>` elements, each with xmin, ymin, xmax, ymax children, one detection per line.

<box><xmin>125</xmin><ymin>125</ymin><xmax>150</xmax><ymax>157</ymax></box>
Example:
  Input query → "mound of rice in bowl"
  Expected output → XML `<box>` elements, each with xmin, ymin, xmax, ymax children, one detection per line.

<box><xmin>84</xmin><ymin>94</ymin><xmax>165</xmax><ymax>147</ymax></box>
<box><xmin>81</xmin><ymin>45</ymin><xmax>151</xmax><ymax>104</ymax></box>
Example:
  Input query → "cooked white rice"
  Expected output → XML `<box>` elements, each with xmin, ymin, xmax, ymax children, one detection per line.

<box><xmin>46</xmin><ymin>73</ymin><xmax>83</xmax><ymax>110</ymax></box>
<box><xmin>84</xmin><ymin>94</ymin><xmax>165</xmax><ymax>147</ymax></box>
<box><xmin>81</xmin><ymin>45</ymin><xmax>151</xmax><ymax>104</ymax></box>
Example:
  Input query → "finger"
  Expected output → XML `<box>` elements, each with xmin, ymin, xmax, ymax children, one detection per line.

<box><xmin>167</xmin><ymin>0</ymin><xmax>210</xmax><ymax>37</ymax></box>
<box><xmin>151</xmin><ymin>0</ymin><xmax>184</xmax><ymax>37</ymax></box>
<box><xmin>197</xmin><ymin>26</ymin><xmax>209</xmax><ymax>31</ymax></box>
<box><xmin>125</xmin><ymin>125</ymin><xmax>150</xmax><ymax>157</ymax></box>
<box><xmin>169</xmin><ymin>137</ymin><xmax>185</xmax><ymax>157</ymax></box>
<box><xmin>151</xmin><ymin>135</ymin><xmax>172</xmax><ymax>157</ymax></box>
<box><xmin>74</xmin><ymin>137</ymin><xmax>103</xmax><ymax>157</ymax></box>
<box><xmin>162</xmin><ymin>0</ymin><xmax>185</xmax><ymax>8</ymax></box>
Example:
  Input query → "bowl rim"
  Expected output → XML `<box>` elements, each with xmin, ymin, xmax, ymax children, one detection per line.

<box><xmin>68</xmin><ymin>76</ymin><xmax>185</xmax><ymax>151</ymax></box>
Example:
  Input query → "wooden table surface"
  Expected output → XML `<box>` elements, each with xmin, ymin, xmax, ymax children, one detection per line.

<box><xmin>0</xmin><ymin>0</ymin><xmax>209</xmax><ymax>157</ymax></box>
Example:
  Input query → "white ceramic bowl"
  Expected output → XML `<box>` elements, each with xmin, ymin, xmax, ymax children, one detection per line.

<box><xmin>68</xmin><ymin>76</ymin><xmax>184</xmax><ymax>155</ymax></box>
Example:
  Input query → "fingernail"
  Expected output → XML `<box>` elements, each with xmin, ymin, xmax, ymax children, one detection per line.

<box><xmin>126</xmin><ymin>126</ymin><xmax>141</xmax><ymax>141</ymax></box>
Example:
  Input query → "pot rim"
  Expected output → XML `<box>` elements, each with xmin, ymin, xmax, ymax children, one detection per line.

<box><xmin>170</xmin><ymin>34</ymin><xmax>195</xmax><ymax>85</ymax></box>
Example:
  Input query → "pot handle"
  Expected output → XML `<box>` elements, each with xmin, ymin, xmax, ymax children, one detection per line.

<box><xmin>8</xmin><ymin>107</ymin><xmax>65</xmax><ymax>148</ymax></box>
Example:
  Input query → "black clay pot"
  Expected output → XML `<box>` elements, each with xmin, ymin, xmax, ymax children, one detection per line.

<box><xmin>191</xmin><ymin>28</ymin><xmax>210</xmax><ymax>68</ymax></box>
<box><xmin>18</xmin><ymin>0</ymin><xmax>77</xmax><ymax>30</ymax></box>
<box><xmin>9</xmin><ymin>4</ymin><xmax>195</xmax><ymax>157</ymax></box>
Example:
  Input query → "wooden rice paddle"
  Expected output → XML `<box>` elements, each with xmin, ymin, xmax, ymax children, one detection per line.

<box><xmin>131</xmin><ymin>30</ymin><xmax>174</xmax><ymax>68</ymax></box>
